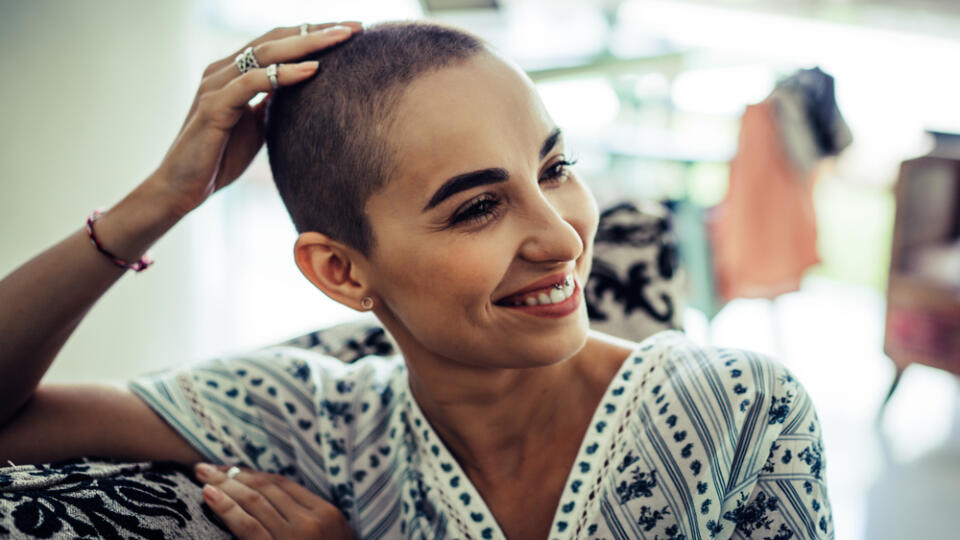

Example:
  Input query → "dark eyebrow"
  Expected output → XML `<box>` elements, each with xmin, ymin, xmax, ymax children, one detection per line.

<box><xmin>423</xmin><ymin>168</ymin><xmax>509</xmax><ymax>211</ymax></box>
<box><xmin>423</xmin><ymin>128</ymin><xmax>564</xmax><ymax>212</ymax></box>
<box><xmin>540</xmin><ymin>128</ymin><xmax>562</xmax><ymax>160</ymax></box>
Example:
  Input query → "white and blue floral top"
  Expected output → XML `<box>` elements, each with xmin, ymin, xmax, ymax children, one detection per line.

<box><xmin>129</xmin><ymin>330</ymin><xmax>833</xmax><ymax>539</ymax></box>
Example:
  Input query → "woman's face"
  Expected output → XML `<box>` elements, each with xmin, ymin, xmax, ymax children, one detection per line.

<box><xmin>362</xmin><ymin>51</ymin><xmax>598</xmax><ymax>369</ymax></box>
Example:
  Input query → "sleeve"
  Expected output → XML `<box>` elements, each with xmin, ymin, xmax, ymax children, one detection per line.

<box><xmin>128</xmin><ymin>346</ymin><xmax>377</xmax><ymax>500</ymax></box>
<box><xmin>719</xmin><ymin>353</ymin><xmax>834</xmax><ymax>540</ymax></box>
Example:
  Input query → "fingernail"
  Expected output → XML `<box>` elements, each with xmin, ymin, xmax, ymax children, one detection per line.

<box><xmin>298</xmin><ymin>61</ymin><xmax>319</xmax><ymax>72</ymax></box>
<box><xmin>195</xmin><ymin>463</ymin><xmax>214</xmax><ymax>479</ymax></box>
<box><xmin>203</xmin><ymin>484</ymin><xmax>222</xmax><ymax>502</ymax></box>
<box><xmin>322</xmin><ymin>25</ymin><xmax>351</xmax><ymax>36</ymax></box>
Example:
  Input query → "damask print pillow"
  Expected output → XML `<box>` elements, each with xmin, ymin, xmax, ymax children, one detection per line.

<box><xmin>0</xmin><ymin>458</ymin><xmax>230</xmax><ymax>539</ymax></box>
<box><xmin>584</xmin><ymin>200</ymin><xmax>686</xmax><ymax>341</ymax></box>
<box><xmin>277</xmin><ymin>315</ymin><xmax>396</xmax><ymax>361</ymax></box>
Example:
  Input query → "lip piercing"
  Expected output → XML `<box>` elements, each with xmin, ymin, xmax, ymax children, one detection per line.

<box><xmin>554</xmin><ymin>276</ymin><xmax>573</xmax><ymax>289</ymax></box>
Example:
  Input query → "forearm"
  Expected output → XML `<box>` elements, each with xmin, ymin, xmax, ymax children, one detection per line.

<box><xmin>0</xmin><ymin>176</ymin><xmax>184</xmax><ymax>425</ymax></box>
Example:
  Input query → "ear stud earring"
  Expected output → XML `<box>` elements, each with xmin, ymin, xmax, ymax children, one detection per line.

<box><xmin>360</xmin><ymin>296</ymin><xmax>374</xmax><ymax>310</ymax></box>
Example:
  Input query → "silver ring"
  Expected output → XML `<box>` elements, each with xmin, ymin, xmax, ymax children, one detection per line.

<box><xmin>299</xmin><ymin>23</ymin><xmax>310</xmax><ymax>36</ymax></box>
<box><xmin>266</xmin><ymin>64</ymin><xmax>279</xmax><ymax>90</ymax></box>
<box><xmin>234</xmin><ymin>46</ymin><xmax>261</xmax><ymax>75</ymax></box>
<box><xmin>226</xmin><ymin>466</ymin><xmax>241</xmax><ymax>479</ymax></box>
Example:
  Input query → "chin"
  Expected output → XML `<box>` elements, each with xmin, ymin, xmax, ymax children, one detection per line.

<box><xmin>507</xmin><ymin>316</ymin><xmax>590</xmax><ymax>368</ymax></box>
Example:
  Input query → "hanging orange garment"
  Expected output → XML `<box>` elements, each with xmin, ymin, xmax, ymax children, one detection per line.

<box><xmin>709</xmin><ymin>101</ymin><xmax>821</xmax><ymax>301</ymax></box>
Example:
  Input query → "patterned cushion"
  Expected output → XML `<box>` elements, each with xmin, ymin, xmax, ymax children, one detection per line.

<box><xmin>584</xmin><ymin>200</ymin><xmax>685</xmax><ymax>340</ymax></box>
<box><xmin>0</xmin><ymin>458</ymin><xmax>229</xmax><ymax>539</ymax></box>
<box><xmin>277</xmin><ymin>315</ymin><xmax>396</xmax><ymax>361</ymax></box>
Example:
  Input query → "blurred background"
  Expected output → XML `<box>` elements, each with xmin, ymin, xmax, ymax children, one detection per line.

<box><xmin>2</xmin><ymin>0</ymin><xmax>960</xmax><ymax>537</ymax></box>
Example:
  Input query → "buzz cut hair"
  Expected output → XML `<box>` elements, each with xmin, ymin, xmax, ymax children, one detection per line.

<box><xmin>265</xmin><ymin>21</ymin><xmax>486</xmax><ymax>255</ymax></box>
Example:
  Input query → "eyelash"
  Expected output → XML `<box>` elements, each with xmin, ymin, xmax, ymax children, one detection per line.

<box><xmin>449</xmin><ymin>157</ymin><xmax>578</xmax><ymax>227</ymax></box>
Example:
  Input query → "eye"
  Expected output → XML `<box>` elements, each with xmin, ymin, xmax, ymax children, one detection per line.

<box><xmin>449</xmin><ymin>193</ymin><xmax>502</xmax><ymax>227</ymax></box>
<box><xmin>540</xmin><ymin>157</ymin><xmax>578</xmax><ymax>185</ymax></box>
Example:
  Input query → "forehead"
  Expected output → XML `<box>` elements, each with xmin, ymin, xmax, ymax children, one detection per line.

<box><xmin>384</xmin><ymin>52</ymin><xmax>555</xmax><ymax>192</ymax></box>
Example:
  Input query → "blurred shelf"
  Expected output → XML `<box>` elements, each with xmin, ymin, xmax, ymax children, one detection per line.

<box><xmin>524</xmin><ymin>50</ymin><xmax>690</xmax><ymax>83</ymax></box>
<box><xmin>571</xmin><ymin>125</ymin><xmax>735</xmax><ymax>165</ymax></box>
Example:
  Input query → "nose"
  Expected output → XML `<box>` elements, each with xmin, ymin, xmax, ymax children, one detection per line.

<box><xmin>516</xmin><ymin>192</ymin><xmax>584</xmax><ymax>264</ymax></box>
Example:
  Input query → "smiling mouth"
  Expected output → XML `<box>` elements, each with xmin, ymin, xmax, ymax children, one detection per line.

<box><xmin>494</xmin><ymin>273</ymin><xmax>576</xmax><ymax>307</ymax></box>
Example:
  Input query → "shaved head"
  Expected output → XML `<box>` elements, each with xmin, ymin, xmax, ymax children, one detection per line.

<box><xmin>265</xmin><ymin>21</ymin><xmax>486</xmax><ymax>255</ymax></box>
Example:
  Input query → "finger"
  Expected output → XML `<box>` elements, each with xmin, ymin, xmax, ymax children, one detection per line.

<box><xmin>207</xmin><ymin>464</ymin><xmax>324</xmax><ymax>514</ymax></box>
<box><xmin>203</xmin><ymin>484</ymin><xmax>271</xmax><ymax>540</ymax></box>
<box><xmin>179</xmin><ymin>21</ymin><xmax>360</xmax><ymax>133</ymax></box>
<box><xmin>202</xmin><ymin>24</ymin><xmax>357</xmax><ymax>94</ymax></box>
<box><xmin>216</xmin><ymin>21</ymin><xmax>362</xmax><ymax>73</ymax></box>
<box><xmin>251</xmin><ymin>23</ymin><xmax>358</xmax><ymax>67</ymax></box>
<box><xmin>199</xmin><ymin>63</ymin><xmax>318</xmax><ymax>130</ymax></box>
<box><xmin>202</xmin><ymin>467</ymin><xmax>290</xmax><ymax>532</ymax></box>
<box><xmin>271</xmin><ymin>473</ymin><xmax>332</xmax><ymax>511</ymax></box>
<box><xmin>252</xmin><ymin>93</ymin><xmax>270</xmax><ymax>126</ymax></box>
<box><xmin>211</xmin><ymin>104</ymin><xmax>264</xmax><ymax>190</ymax></box>
<box><xmin>201</xmin><ymin>465</ymin><xmax>310</xmax><ymax>523</ymax></box>
<box><xmin>231</xmin><ymin>468</ymin><xmax>310</xmax><ymax>521</ymax></box>
<box><xmin>204</xmin><ymin>22</ymin><xmax>361</xmax><ymax>86</ymax></box>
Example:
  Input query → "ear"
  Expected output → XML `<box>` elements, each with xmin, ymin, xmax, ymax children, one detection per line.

<box><xmin>294</xmin><ymin>232</ymin><xmax>371</xmax><ymax>311</ymax></box>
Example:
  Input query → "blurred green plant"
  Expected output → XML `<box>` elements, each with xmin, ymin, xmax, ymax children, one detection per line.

<box><xmin>809</xmin><ymin>179</ymin><xmax>895</xmax><ymax>292</ymax></box>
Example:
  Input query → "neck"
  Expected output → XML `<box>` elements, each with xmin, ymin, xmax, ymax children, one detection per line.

<box><xmin>391</xmin><ymin>327</ymin><xmax>641</xmax><ymax>489</ymax></box>
<box><xmin>405</xmin><ymin>355</ymin><xmax>589</xmax><ymax>481</ymax></box>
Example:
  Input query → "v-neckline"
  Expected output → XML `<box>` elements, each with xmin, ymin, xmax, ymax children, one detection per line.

<box><xmin>399</xmin><ymin>331</ymin><xmax>676</xmax><ymax>539</ymax></box>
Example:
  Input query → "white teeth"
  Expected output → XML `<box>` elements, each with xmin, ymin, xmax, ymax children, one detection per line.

<box><xmin>549</xmin><ymin>288</ymin><xmax>566</xmax><ymax>303</ymax></box>
<box><xmin>563</xmin><ymin>275</ymin><xmax>575</xmax><ymax>297</ymax></box>
<box><xmin>501</xmin><ymin>273</ymin><xmax>577</xmax><ymax>307</ymax></box>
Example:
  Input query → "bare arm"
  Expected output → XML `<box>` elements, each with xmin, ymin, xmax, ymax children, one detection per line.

<box><xmin>0</xmin><ymin>22</ymin><xmax>361</xmax><ymax>465</ymax></box>
<box><xmin>0</xmin><ymin>179</ymin><xmax>181</xmax><ymax>426</ymax></box>
<box><xmin>0</xmin><ymin>384</ymin><xmax>204</xmax><ymax>465</ymax></box>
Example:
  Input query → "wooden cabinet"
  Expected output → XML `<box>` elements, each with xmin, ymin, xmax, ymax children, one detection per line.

<box><xmin>884</xmin><ymin>153</ymin><xmax>960</xmax><ymax>374</ymax></box>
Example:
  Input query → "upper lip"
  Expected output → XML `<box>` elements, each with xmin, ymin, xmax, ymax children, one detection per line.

<box><xmin>494</xmin><ymin>272</ymin><xmax>573</xmax><ymax>304</ymax></box>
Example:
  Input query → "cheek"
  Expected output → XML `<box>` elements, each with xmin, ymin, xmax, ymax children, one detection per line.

<box><xmin>558</xmin><ymin>178</ymin><xmax>599</xmax><ymax>250</ymax></box>
<box><xmin>379</xmin><ymin>230</ymin><xmax>509</xmax><ymax>314</ymax></box>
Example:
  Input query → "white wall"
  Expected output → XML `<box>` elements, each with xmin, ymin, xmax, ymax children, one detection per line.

<box><xmin>0</xmin><ymin>1</ymin><xmax>195</xmax><ymax>383</ymax></box>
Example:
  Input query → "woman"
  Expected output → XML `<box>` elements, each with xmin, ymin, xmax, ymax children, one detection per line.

<box><xmin>0</xmin><ymin>20</ymin><xmax>832</xmax><ymax>539</ymax></box>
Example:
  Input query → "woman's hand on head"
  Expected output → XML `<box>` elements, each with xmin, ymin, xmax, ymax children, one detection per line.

<box><xmin>194</xmin><ymin>463</ymin><xmax>354</xmax><ymax>540</ymax></box>
<box><xmin>149</xmin><ymin>22</ymin><xmax>362</xmax><ymax>219</ymax></box>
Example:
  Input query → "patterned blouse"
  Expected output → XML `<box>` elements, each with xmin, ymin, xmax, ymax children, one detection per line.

<box><xmin>129</xmin><ymin>330</ymin><xmax>833</xmax><ymax>539</ymax></box>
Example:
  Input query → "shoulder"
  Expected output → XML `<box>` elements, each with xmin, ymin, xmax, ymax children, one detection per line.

<box><xmin>618</xmin><ymin>330</ymin><xmax>819</xmax><ymax>464</ymax></box>
<box><xmin>626</xmin><ymin>330</ymin><xmax>809</xmax><ymax>418</ymax></box>
<box><xmin>607</xmin><ymin>333</ymin><xmax>831</xmax><ymax>538</ymax></box>
<box><xmin>127</xmin><ymin>344</ymin><xmax>407</xmax><ymax>483</ymax></box>
<box><xmin>618</xmin><ymin>329</ymin><xmax>821</xmax><ymax>469</ymax></box>
<box><xmin>130</xmin><ymin>346</ymin><xmax>406</xmax><ymax>441</ymax></box>
<box><xmin>229</xmin><ymin>346</ymin><xmax>406</xmax><ymax>411</ymax></box>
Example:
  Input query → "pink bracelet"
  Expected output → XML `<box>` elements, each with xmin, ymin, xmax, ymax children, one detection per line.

<box><xmin>85</xmin><ymin>209</ymin><xmax>154</xmax><ymax>272</ymax></box>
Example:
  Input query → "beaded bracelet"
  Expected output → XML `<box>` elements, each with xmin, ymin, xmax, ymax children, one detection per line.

<box><xmin>85</xmin><ymin>209</ymin><xmax>154</xmax><ymax>272</ymax></box>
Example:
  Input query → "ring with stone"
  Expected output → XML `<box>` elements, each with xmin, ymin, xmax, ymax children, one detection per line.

<box><xmin>299</xmin><ymin>23</ymin><xmax>310</xmax><ymax>36</ymax></box>
<box><xmin>226</xmin><ymin>466</ymin><xmax>241</xmax><ymax>479</ymax></box>
<box><xmin>266</xmin><ymin>63</ymin><xmax>280</xmax><ymax>90</ymax></box>
<box><xmin>234</xmin><ymin>46</ymin><xmax>261</xmax><ymax>75</ymax></box>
